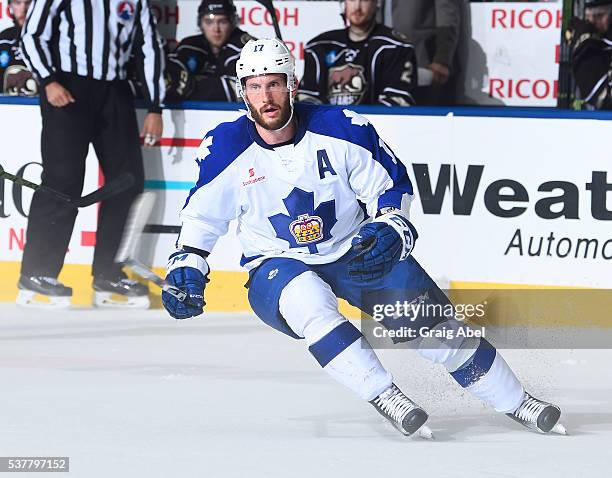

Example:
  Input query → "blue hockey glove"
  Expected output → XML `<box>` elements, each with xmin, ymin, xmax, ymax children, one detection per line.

<box><xmin>348</xmin><ymin>211</ymin><xmax>418</xmax><ymax>282</ymax></box>
<box><xmin>162</xmin><ymin>251</ymin><xmax>210</xmax><ymax>319</ymax></box>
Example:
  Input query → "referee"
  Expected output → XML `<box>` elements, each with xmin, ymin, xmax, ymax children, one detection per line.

<box><xmin>17</xmin><ymin>0</ymin><xmax>165</xmax><ymax>309</ymax></box>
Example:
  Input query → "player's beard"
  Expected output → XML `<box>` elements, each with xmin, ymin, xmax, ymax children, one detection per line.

<box><xmin>249</xmin><ymin>95</ymin><xmax>293</xmax><ymax>131</ymax></box>
<box><xmin>347</xmin><ymin>9</ymin><xmax>375</xmax><ymax>30</ymax></box>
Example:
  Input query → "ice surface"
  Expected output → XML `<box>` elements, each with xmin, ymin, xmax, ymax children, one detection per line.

<box><xmin>0</xmin><ymin>305</ymin><xmax>610</xmax><ymax>478</ymax></box>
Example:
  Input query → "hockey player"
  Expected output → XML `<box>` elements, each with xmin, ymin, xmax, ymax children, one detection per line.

<box><xmin>0</xmin><ymin>0</ymin><xmax>38</xmax><ymax>96</ymax></box>
<box><xmin>567</xmin><ymin>0</ymin><xmax>612</xmax><ymax>109</ymax></box>
<box><xmin>165</xmin><ymin>0</ymin><xmax>254</xmax><ymax>102</ymax></box>
<box><xmin>297</xmin><ymin>0</ymin><xmax>416</xmax><ymax>106</ymax></box>
<box><xmin>162</xmin><ymin>38</ymin><xmax>563</xmax><ymax>437</ymax></box>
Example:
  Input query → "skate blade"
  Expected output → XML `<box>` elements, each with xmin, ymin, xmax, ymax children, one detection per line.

<box><xmin>93</xmin><ymin>292</ymin><xmax>150</xmax><ymax>309</ymax></box>
<box><xmin>416</xmin><ymin>425</ymin><xmax>435</xmax><ymax>440</ymax></box>
<box><xmin>393</xmin><ymin>421</ymin><xmax>434</xmax><ymax>440</ymax></box>
<box><xmin>16</xmin><ymin>290</ymin><xmax>71</xmax><ymax>309</ymax></box>
<box><xmin>550</xmin><ymin>423</ymin><xmax>568</xmax><ymax>435</ymax></box>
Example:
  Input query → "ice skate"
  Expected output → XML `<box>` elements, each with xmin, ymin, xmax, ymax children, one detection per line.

<box><xmin>506</xmin><ymin>392</ymin><xmax>566</xmax><ymax>434</ymax></box>
<box><xmin>370</xmin><ymin>383</ymin><xmax>432</xmax><ymax>438</ymax></box>
<box><xmin>16</xmin><ymin>275</ymin><xmax>72</xmax><ymax>309</ymax></box>
<box><xmin>93</xmin><ymin>273</ymin><xmax>150</xmax><ymax>309</ymax></box>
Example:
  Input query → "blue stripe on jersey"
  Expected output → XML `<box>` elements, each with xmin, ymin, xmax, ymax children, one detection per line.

<box><xmin>295</xmin><ymin>104</ymin><xmax>413</xmax><ymax>210</ymax></box>
<box><xmin>377</xmin><ymin>189</ymin><xmax>404</xmax><ymax>211</ymax></box>
<box><xmin>450</xmin><ymin>338</ymin><xmax>497</xmax><ymax>388</ymax></box>
<box><xmin>240</xmin><ymin>253</ymin><xmax>264</xmax><ymax>267</ymax></box>
<box><xmin>183</xmin><ymin>115</ymin><xmax>254</xmax><ymax>209</ymax></box>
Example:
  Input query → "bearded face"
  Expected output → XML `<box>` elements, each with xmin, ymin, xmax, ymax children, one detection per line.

<box><xmin>244</xmin><ymin>74</ymin><xmax>293</xmax><ymax>131</ymax></box>
<box><xmin>344</xmin><ymin>0</ymin><xmax>377</xmax><ymax>29</ymax></box>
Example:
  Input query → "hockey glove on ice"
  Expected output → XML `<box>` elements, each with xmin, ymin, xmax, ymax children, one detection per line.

<box><xmin>348</xmin><ymin>211</ymin><xmax>418</xmax><ymax>282</ymax></box>
<box><xmin>162</xmin><ymin>251</ymin><xmax>210</xmax><ymax>319</ymax></box>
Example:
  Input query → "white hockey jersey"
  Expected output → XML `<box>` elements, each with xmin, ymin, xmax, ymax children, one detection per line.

<box><xmin>178</xmin><ymin>104</ymin><xmax>414</xmax><ymax>271</ymax></box>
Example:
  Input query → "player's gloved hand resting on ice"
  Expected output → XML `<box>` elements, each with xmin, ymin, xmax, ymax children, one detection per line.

<box><xmin>348</xmin><ymin>210</ymin><xmax>418</xmax><ymax>281</ymax></box>
<box><xmin>162</xmin><ymin>250</ymin><xmax>210</xmax><ymax>319</ymax></box>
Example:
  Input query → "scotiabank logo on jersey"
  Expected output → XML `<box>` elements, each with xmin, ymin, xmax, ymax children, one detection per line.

<box><xmin>412</xmin><ymin>164</ymin><xmax>612</xmax><ymax>261</ymax></box>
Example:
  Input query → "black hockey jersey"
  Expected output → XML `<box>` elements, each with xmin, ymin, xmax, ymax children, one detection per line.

<box><xmin>0</xmin><ymin>26</ymin><xmax>38</xmax><ymax>96</ymax></box>
<box><xmin>297</xmin><ymin>24</ymin><xmax>417</xmax><ymax>106</ymax></box>
<box><xmin>569</xmin><ymin>18</ymin><xmax>612</xmax><ymax>110</ymax></box>
<box><xmin>166</xmin><ymin>27</ymin><xmax>254</xmax><ymax>102</ymax></box>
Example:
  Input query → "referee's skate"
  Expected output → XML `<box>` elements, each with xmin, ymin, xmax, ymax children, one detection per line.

<box><xmin>93</xmin><ymin>273</ymin><xmax>150</xmax><ymax>309</ymax></box>
<box><xmin>16</xmin><ymin>275</ymin><xmax>72</xmax><ymax>309</ymax></box>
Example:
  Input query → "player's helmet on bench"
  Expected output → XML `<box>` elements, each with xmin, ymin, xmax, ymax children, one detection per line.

<box><xmin>197</xmin><ymin>0</ymin><xmax>239</xmax><ymax>27</ymax></box>
<box><xmin>236</xmin><ymin>38</ymin><xmax>296</xmax><ymax>121</ymax></box>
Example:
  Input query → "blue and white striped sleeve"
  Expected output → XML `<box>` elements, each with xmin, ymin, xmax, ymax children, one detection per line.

<box><xmin>20</xmin><ymin>0</ymin><xmax>62</xmax><ymax>85</ymax></box>
<box><xmin>137</xmin><ymin>0</ymin><xmax>165</xmax><ymax>112</ymax></box>
<box><xmin>178</xmin><ymin>135</ymin><xmax>241</xmax><ymax>252</ymax></box>
<box><xmin>342</xmin><ymin>110</ymin><xmax>414</xmax><ymax>216</ymax></box>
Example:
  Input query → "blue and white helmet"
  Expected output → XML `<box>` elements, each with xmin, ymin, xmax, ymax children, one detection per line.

<box><xmin>236</xmin><ymin>38</ymin><xmax>296</xmax><ymax>120</ymax></box>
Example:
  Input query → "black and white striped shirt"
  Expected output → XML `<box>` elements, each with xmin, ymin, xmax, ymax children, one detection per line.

<box><xmin>21</xmin><ymin>0</ymin><xmax>165</xmax><ymax>110</ymax></box>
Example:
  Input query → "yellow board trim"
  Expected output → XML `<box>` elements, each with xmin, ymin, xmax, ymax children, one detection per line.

<box><xmin>0</xmin><ymin>261</ymin><xmax>359</xmax><ymax>315</ymax></box>
<box><xmin>2</xmin><ymin>262</ymin><xmax>610</xmax><ymax>327</ymax></box>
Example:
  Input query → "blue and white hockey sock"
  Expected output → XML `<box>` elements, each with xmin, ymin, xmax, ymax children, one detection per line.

<box><xmin>279</xmin><ymin>271</ymin><xmax>392</xmax><ymax>401</ymax></box>
<box><xmin>416</xmin><ymin>319</ymin><xmax>524</xmax><ymax>413</ymax></box>
<box><xmin>308</xmin><ymin>321</ymin><xmax>393</xmax><ymax>401</ymax></box>
<box><xmin>448</xmin><ymin>338</ymin><xmax>524</xmax><ymax>413</ymax></box>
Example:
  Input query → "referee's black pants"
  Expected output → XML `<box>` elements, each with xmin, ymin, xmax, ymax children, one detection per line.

<box><xmin>21</xmin><ymin>73</ymin><xmax>144</xmax><ymax>280</ymax></box>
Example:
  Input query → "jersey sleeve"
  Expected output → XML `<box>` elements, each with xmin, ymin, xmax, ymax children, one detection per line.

<box><xmin>136</xmin><ymin>0</ymin><xmax>165</xmax><ymax>111</ymax></box>
<box><xmin>374</xmin><ymin>42</ymin><xmax>417</xmax><ymax>107</ymax></box>
<box><xmin>339</xmin><ymin>110</ymin><xmax>414</xmax><ymax>215</ymax></box>
<box><xmin>297</xmin><ymin>41</ymin><xmax>326</xmax><ymax>104</ymax></box>
<box><xmin>570</xmin><ymin>26</ymin><xmax>612</xmax><ymax>109</ymax></box>
<box><xmin>178</xmin><ymin>135</ymin><xmax>242</xmax><ymax>252</ymax></box>
<box><xmin>20</xmin><ymin>0</ymin><xmax>61</xmax><ymax>86</ymax></box>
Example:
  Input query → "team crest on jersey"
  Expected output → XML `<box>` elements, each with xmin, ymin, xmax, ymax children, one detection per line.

<box><xmin>328</xmin><ymin>63</ymin><xmax>366</xmax><ymax>106</ymax></box>
<box><xmin>269</xmin><ymin>188</ymin><xmax>337</xmax><ymax>254</ymax></box>
<box><xmin>117</xmin><ymin>1</ymin><xmax>135</xmax><ymax>21</ymax></box>
<box><xmin>290</xmin><ymin>214</ymin><xmax>323</xmax><ymax>244</ymax></box>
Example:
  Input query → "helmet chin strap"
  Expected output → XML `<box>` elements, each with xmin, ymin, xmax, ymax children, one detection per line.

<box><xmin>268</xmin><ymin>103</ymin><xmax>294</xmax><ymax>133</ymax></box>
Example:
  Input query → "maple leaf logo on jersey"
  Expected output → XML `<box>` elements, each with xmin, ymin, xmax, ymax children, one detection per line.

<box><xmin>343</xmin><ymin>109</ymin><xmax>369</xmax><ymax>126</ymax></box>
<box><xmin>196</xmin><ymin>136</ymin><xmax>213</xmax><ymax>165</ymax></box>
<box><xmin>379</xmin><ymin>138</ymin><xmax>397</xmax><ymax>164</ymax></box>
<box><xmin>268</xmin><ymin>188</ymin><xmax>337</xmax><ymax>253</ymax></box>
